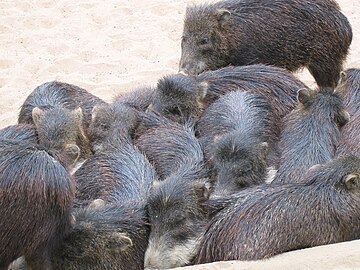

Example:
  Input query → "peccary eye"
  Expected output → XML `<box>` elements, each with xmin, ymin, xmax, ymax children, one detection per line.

<box><xmin>167</xmin><ymin>107</ymin><xmax>182</xmax><ymax>116</ymax></box>
<box><xmin>198</xmin><ymin>38</ymin><xmax>209</xmax><ymax>46</ymax></box>
<box><xmin>99</xmin><ymin>123</ymin><xmax>110</xmax><ymax>130</ymax></box>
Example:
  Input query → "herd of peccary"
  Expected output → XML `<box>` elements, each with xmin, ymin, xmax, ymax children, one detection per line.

<box><xmin>1</xmin><ymin>0</ymin><xmax>359</xmax><ymax>269</ymax></box>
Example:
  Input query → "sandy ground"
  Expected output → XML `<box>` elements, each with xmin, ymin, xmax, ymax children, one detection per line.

<box><xmin>0</xmin><ymin>0</ymin><xmax>359</xmax><ymax>269</ymax></box>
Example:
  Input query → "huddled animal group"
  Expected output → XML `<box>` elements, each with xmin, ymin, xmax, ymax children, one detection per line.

<box><xmin>1</xmin><ymin>0</ymin><xmax>359</xmax><ymax>269</ymax></box>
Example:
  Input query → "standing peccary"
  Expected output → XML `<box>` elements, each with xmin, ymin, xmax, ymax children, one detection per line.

<box><xmin>179</xmin><ymin>0</ymin><xmax>352</xmax><ymax>87</ymax></box>
<box><xmin>136</xmin><ymin>112</ymin><xmax>204</xmax><ymax>180</ymax></box>
<box><xmin>197</xmin><ymin>91</ymin><xmax>279</xmax><ymax>195</ymax></box>
<box><xmin>273</xmin><ymin>87</ymin><xmax>349</xmax><ymax>184</ymax></box>
<box><xmin>8</xmin><ymin>201</ymin><xmax>150</xmax><ymax>270</ymax></box>
<box><xmin>0</xmin><ymin>140</ymin><xmax>74</xmax><ymax>270</ymax></box>
<box><xmin>195</xmin><ymin>155</ymin><xmax>360</xmax><ymax>263</ymax></box>
<box><xmin>152</xmin><ymin>65</ymin><xmax>306</xmax><ymax>123</ymax></box>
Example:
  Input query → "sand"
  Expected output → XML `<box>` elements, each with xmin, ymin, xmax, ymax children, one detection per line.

<box><xmin>0</xmin><ymin>0</ymin><xmax>359</xmax><ymax>269</ymax></box>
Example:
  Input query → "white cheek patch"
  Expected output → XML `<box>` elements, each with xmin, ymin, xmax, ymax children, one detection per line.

<box><xmin>144</xmin><ymin>237</ymin><xmax>201</xmax><ymax>269</ymax></box>
<box><xmin>197</xmin><ymin>61</ymin><xmax>207</xmax><ymax>73</ymax></box>
<box><xmin>70</xmin><ymin>159</ymin><xmax>86</xmax><ymax>175</ymax></box>
<box><xmin>265</xmin><ymin>166</ymin><xmax>277</xmax><ymax>184</ymax></box>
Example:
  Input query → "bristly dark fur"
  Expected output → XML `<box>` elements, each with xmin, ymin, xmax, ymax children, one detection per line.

<box><xmin>0</xmin><ymin>124</ymin><xmax>38</xmax><ymax>144</ymax></box>
<box><xmin>336</xmin><ymin>68</ymin><xmax>360</xmax><ymax>115</ymax></box>
<box><xmin>197</xmin><ymin>91</ymin><xmax>279</xmax><ymax>195</ymax></box>
<box><xmin>75</xmin><ymin>134</ymin><xmax>155</xmax><ymax>207</ymax></box>
<box><xmin>273</xmin><ymin>87</ymin><xmax>349</xmax><ymax>184</ymax></box>
<box><xmin>0</xmin><ymin>140</ymin><xmax>74</xmax><ymax>269</ymax></box>
<box><xmin>195</xmin><ymin>155</ymin><xmax>360</xmax><ymax>263</ymax></box>
<box><xmin>336</xmin><ymin>109</ymin><xmax>360</xmax><ymax>158</ymax></box>
<box><xmin>145</xmin><ymin>163</ymin><xmax>212</xmax><ymax>269</ymax></box>
<box><xmin>114</xmin><ymin>86</ymin><xmax>156</xmax><ymax>112</ymax></box>
<box><xmin>150</xmin><ymin>65</ymin><xmax>306</xmax><ymax>126</ymax></box>
<box><xmin>18</xmin><ymin>81</ymin><xmax>106</xmax><ymax>132</ymax></box>
<box><xmin>180</xmin><ymin>0</ymin><xmax>352</xmax><ymax>87</ymax></box>
<box><xmin>9</xmin><ymin>202</ymin><xmax>150</xmax><ymax>270</ymax></box>
<box><xmin>136</xmin><ymin>113</ymin><xmax>204</xmax><ymax>180</ymax></box>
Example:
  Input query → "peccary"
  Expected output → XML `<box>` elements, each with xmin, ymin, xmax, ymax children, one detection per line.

<box><xmin>19</xmin><ymin>81</ymin><xmax>106</xmax><ymax>132</ymax></box>
<box><xmin>114</xmin><ymin>86</ymin><xmax>156</xmax><ymax>111</ymax></box>
<box><xmin>8</xmin><ymin>201</ymin><xmax>150</xmax><ymax>270</ymax></box>
<box><xmin>197</xmin><ymin>91</ymin><xmax>279</xmax><ymax>195</ymax></box>
<box><xmin>337</xmin><ymin>68</ymin><xmax>360</xmax><ymax>115</ymax></box>
<box><xmin>31</xmin><ymin>106</ymin><xmax>86</xmax><ymax>171</ymax></box>
<box><xmin>0</xmin><ymin>140</ymin><xmax>74</xmax><ymax>270</ymax></box>
<box><xmin>336</xmin><ymin>109</ymin><xmax>360</xmax><ymax>158</ymax></box>
<box><xmin>18</xmin><ymin>81</ymin><xmax>106</xmax><ymax>160</ymax></box>
<box><xmin>151</xmin><ymin>74</ymin><xmax>207</xmax><ymax>123</ymax></box>
<box><xmin>273</xmin><ymin>87</ymin><xmax>349</xmax><ymax>184</ymax></box>
<box><xmin>195</xmin><ymin>155</ymin><xmax>360</xmax><ymax>263</ymax></box>
<box><xmin>144</xmin><ymin>166</ymin><xmax>212</xmax><ymax>269</ymax></box>
<box><xmin>75</xmin><ymin>134</ymin><xmax>155</xmax><ymax>207</ymax></box>
<box><xmin>75</xmin><ymin>105</ymin><xmax>155</xmax><ymax>207</ymax></box>
<box><xmin>136</xmin><ymin>113</ymin><xmax>204</xmax><ymax>180</ymax></box>
<box><xmin>88</xmin><ymin>102</ymin><xmax>140</xmax><ymax>152</ymax></box>
<box><xmin>179</xmin><ymin>0</ymin><xmax>353</xmax><ymax>88</ymax></box>
<box><xmin>152</xmin><ymin>65</ymin><xmax>306</xmax><ymax>123</ymax></box>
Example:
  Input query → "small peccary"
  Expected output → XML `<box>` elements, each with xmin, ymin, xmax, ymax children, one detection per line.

<box><xmin>88</xmin><ymin>102</ymin><xmax>140</xmax><ymax>152</ymax></box>
<box><xmin>197</xmin><ymin>91</ymin><xmax>279</xmax><ymax>195</ymax></box>
<box><xmin>8</xmin><ymin>201</ymin><xmax>150</xmax><ymax>270</ymax></box>
<box><xmin>195</xmin><ymin>155</ymin><xmax>360</xmax><ymax>263</ymax></box>
<box><xmin>75</xmin><ymin>105</ymin><xmax>155</xmax><ymax>207</ymax></box>
<box><xmin>151</xmin><ymin>65</ymin><xmax>306</xmax><ymax>123</ymax></box>
<box><xmin>31</xmin><ymin>106</ymin><xmax>86</xmax><ymax>171</ymax></box>
<box><xmin>0</xmin><ymin>140</ymin><xmax>74</xmax><ymax>270</ymax></box>
<box><xmin>18</xmin><ymin>81</ymin><xmax>106</xmax><ymax>161</ymax></box>
<box><xmin>144</xmin><ymin>166</ymin><xmax>212</xmax><ymax>269</ymax></box>
<box><xmin>19</xmin><ymin>81</ymin><xmax>106</xmax><ymax>132</ymax></box>
<box><xmin>180</xmin><ymin>0</ymin><xmax>352</xmax><ymax>87</ymax></box>
<box><xmin>136</xmin><ymin>113</ymin><xmax>204</xmax><ymax>180</ymax></box>
<box><xmin>273</xmin><ymin>87</ymin><xmax>349</xmax><ymax>184</ymax></box>
<box><xmin>151</xmin><ymin>74</ymin><xmax>207</xmax><ymax>123</ymax></box>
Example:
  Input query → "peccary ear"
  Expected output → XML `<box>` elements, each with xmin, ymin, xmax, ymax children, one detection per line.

<box><xmin>196</xmin><ymin>82</ymin><xmax>208</xmax><ymax>106</ymax></box>
<box><xmin>194</xmin><ymin>178</ymin><xmax>212</xmax><ymax>202</ymax></box>
<box><xmin>335</xmin><ymin>109</ymin><xmax>350</xmax><ymax>127</ymax></box>
<box><xmin>216</xmin><ymin>9</ymin><xmax>231</xmax><ymax>23</ymax></box>
<box><xmin>111</xmin><ymin>232</ymin><xmax>133</xmax><ymax>252</ymax></box>
<box><xmin>88</xmin><ymin>199</ymin><xmax>105</xmax><ymax>209</ymax></box>
<box><xmin>340</xmin><ymin>71</ymin><xmax>347</xmax><ymax>82</ymax></box>
<box><xmin>91</xmin><ymin>105</ymin><xmax>102</xmax><ymax>121</ymax></box>
<box><xmin>71</xmin><ymin>107</ymin><xmax>83</xmax><ymax>124</ymax></box>
<box><xmin>257</xmin><ymin>142</ymin><xmax>269</xmax><ymax>159</ymax></box>
<box><xmin>297</xmin><ymin>88</ymin><xmax>315</xmax><ymax>105</ymax></box>
<box><xmin>344</xmin><ymin>174</ymin><xmax>360</xmax><ymax>190</ymax></box>
<box><xmin>32</xmin><ymin>107</ymin><xmax>45</xmax><ymax>128</ymax></box>
<box><xmin>64</xmin><ymin>144</ymin><xmax>80</xmax><ymax>162</ymax></box>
